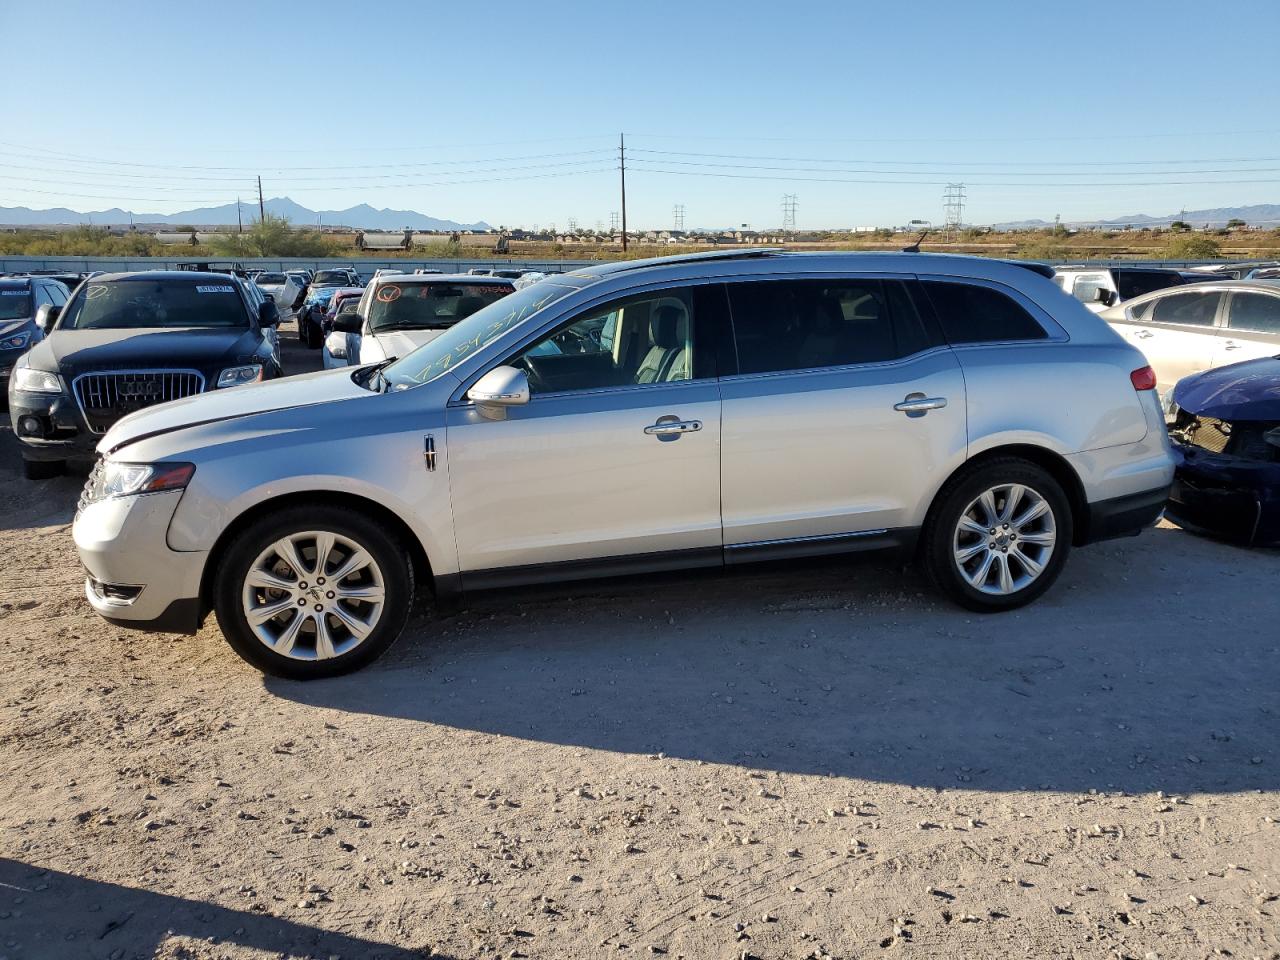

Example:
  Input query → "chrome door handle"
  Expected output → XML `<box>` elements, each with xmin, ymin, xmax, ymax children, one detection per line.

<box><xmin>894</xmin><ymin>394</ymin><xmax>948</xmax><ymax>416</ymax></box>
<box><xmin>1135</xmin><ymin>329</ymin><xmax>1154</xmax><ymax>339</ymax></box>
<box><xmin>644</xmin><ymin>417</ymin><xmax>702</xmax><ymax>439</ymax></box>
<box><xmin>1223</xmin><ymin>340</ymin><xmax>1242</xmax><ymax>350</ymax></box>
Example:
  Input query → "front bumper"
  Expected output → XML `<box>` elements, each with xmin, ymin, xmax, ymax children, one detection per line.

<box><xmin>73</xmin><ymin>489</ymin><xmax>208</xmax><ymax>633</ymax></box>
<box><xmin>8</xmin><ymin>387</ymin><xmax>99</xmax><ymax>462</ymax></box>
<box><xmin>1165</xmin><ymin>443</ymin><xmax>1280</xmax><ymax>547</ymax></box>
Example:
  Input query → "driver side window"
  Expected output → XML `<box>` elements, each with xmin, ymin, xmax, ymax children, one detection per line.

<box><xmin>514</xmin><ymin>288</ymin><xmax>699</xmax><ymax>394</ymax></box>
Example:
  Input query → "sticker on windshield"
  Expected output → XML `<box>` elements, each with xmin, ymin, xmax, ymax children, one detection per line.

<box><xmin>375</xmin><ymin>285</ymin><xmax>402</xmax><ymax>303</ymax></box>
<box><xmin>0</xmin><ymin>290</ymin><xmax>26</xmax><ymax>296</ymax></box>
<box><xmin>85</xmin><ymin>284</ymin><xmax>110</xmax><ymax>300</ymax></box>
<box><xmin>195</xmin><ymin>285</ymin><xmax>236</xmax><ymax>294</ymax></box>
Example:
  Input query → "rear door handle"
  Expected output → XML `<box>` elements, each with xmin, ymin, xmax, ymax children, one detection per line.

<box><xmin>1134</xmin><ymin>329</ymin><xmax>1154</xmax><ymax>339</ymax></box>
<box><xmin>894</xmin><ymin>394</ymin><xmax>948</xmax><ymax>416</ymax></box>
<box><xmin>644</xmin><ymin>417</ymin><xmax>702</xmax><ymax>440</ymax></box>
<box><xmin>1223</xmin><ymin>340</ymin><xmax>1242</xmax><ymax>350</ymax></box>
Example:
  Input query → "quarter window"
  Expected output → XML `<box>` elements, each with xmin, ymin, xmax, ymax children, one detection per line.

<box><xmin>1148</xmin><ymin>291</ymin><xmax>1221</xmax><ymax>327</ymax></box>
<box><xmin>726</xmin><ymin>279</ymin><xmax>935</xmax><ymax>375</ymax></box>
<box><xmin>921</xmin><ymin>281</ymin><xmax>1048</xmax><ymax>344</ymax></box>
<box><xmin>513</xmin><ymin>287</ymin><xmax>716</xmax><ymax>394</ymax></box>
<box><xmin>1226</xmin><ymin>292</ymin><xmax>1280</xmax><ymax>334</ymax></box>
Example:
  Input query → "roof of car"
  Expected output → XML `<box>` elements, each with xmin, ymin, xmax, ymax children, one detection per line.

<box><xmin>83</xmin><ymin>270</ymin><xmax>247</xmax><ymax>283</ymax></box>
<box><xmin>369</xmin><ymin>272</ymin><xmax>516</xmax><ymax>285</ymax></box>
<box><xmin>0</xmin><ymin>277</ymin><xmax>31</xmax><ymax>288</ymax></box>
<box><xmin>1125</xmin><ymin>278</ymin><xmax>1280</xmax><ymax>298</ymax></box>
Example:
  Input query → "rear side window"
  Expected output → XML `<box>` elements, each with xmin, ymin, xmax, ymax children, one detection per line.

<box><xmin>921</xmin><ymin>281</ymin><xmax>1048</xmax><ymax>344</ymax></box>
<box><xmin>1069</xmin><ymin>274</ymin><xmax>1111</xmax><ymax>305</ymax></box>
<box><xmin>727</xmin><ymin>279</ymin><xmax>936</xmax><ymax>375</ymax></box>
<box><xmin>1226</xmin><ymin>292</ymin><xmax>1280</xmax><ymax>334</ymax></box>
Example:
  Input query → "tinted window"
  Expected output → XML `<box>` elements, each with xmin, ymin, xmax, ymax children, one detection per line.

<box><xmin>59</xmin><ymin>279</ymin><xmax>250</xmax><ymax>330</ymax></box>
<box><xmin>921</xmin><ymin>281</ymin><xmax>1048</xmax><ymax>344</ymax></box>
<box><xmin>727</xmin><ymin>279</ymin><xmax>934</xmax><ymax>375</ymax></box>
<box><xmin>0</xmin><ymin>288</ymin><xmax>32</xmax><ymax>321</ymax></box>
<box><xmin>1226</xmin><ymin>292</ymin><xmax>1280</xmax><ymax>334</ymax></box>
<box><xmin>514</xmin><ymin>286</ymin><xmax>719</xmax><ymax>394</ymax></box>
<box><xmin>1116</xmin><ymin>270</ymin><xmax>1184</xmax><ymax>301</ymax></box>
<box><xmin>47</xmin><ymin>283</ymin><xmax>68</xmax><ymax>306</ymax></box>
<box><xmin>256</xmin><ymin>273</ymin><xmax>287</xmax><ymax>285</ymax></box>
<box><xmin>367</xmin><ymin>281</ymin><xmax>514</xmax><ymax>333</ymax></box>
<box><xmin>1149</xmin><ymin>291</ymin><xmax>1221</xmax><ymax>327</ymax></box>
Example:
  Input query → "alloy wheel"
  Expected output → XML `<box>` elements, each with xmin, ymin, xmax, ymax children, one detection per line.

<box><xmin>240</xmin><ymin>530</ymin><xmax>386</xmax><ymax>660</ymax></box>
<box><xmin>951</xmin><ymin>483</ymin><xmax>1057</xmax><ymax>596</ymax></box>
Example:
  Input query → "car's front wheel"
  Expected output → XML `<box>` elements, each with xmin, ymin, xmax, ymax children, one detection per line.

<box><xmin>921</xmin><ymin>458</ymin><xmax>1072</xmax><ymax>612</ymax></box>
<box><xmin>214</xmin><ymin>507</ymin><xmax>415</xmax><ymax>678</ymax></box>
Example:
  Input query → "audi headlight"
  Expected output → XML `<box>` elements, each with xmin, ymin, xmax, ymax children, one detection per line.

<box><xmin>216</xmin><ymin>363</ymin><xmax>263</xmax><ymax>388</ymax></box>
<box><xmin>81</xmin><ymin>460</ymin><xmax>195</xmax><ymax>507</ymax></box>
<box><xmin>0</xmin><ymin>331</ymin><xmax>31</xmax><ymax>351</ymax></box>
<box><xmin>13</xmin><ymin>366</ymin><xmax>61</xmax><ymax>393</ymax></box>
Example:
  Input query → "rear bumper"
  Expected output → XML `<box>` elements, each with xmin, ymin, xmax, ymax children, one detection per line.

<box><xmin>1079</xmin><ymin>484</ymin><xmax>1171</xmax><ymax>544</ymax></box>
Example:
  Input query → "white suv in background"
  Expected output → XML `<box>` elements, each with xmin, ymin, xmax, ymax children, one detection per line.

<box><xmin>72</xmin><ymin>251</ymin><xmax>1174</xmax><ymax>678</ymax></box>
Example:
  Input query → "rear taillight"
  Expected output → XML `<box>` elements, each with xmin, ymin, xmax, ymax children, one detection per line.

<box><xmin>1130</xmin><ymin>365</ymin><xmax>1157</xmax><ymax>391</ymax></box>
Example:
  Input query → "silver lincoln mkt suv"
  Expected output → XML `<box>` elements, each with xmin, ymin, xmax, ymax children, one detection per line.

<box><xmin>72</xmin><ymin>251</ymin><xmax>1175</xmax><ymax>678</ymax></box>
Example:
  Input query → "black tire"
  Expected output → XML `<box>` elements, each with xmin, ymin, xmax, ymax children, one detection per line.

<box><xmin>920</xmin><ymin>457</ymin><xmax>1073</xmax><ymax>612</ymax></box>
<box><xmin>22</xmin><ymin>458</ymin><xmax>65</xmax><ymax>481</ymax></box>
<box><xmin>213</xmin><ymin>506</ymin><xmax>415</xmax><ymax>678</ymax></box>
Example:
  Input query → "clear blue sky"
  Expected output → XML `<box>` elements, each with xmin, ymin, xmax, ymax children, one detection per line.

<box><xmin>4</xmin><ymin>0</ymin><xmax>1280</xmax><ymax>229</ymax></box>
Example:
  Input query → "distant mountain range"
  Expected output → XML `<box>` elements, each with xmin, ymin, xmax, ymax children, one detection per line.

<box><xmin>993</xmin><ymin>203</ymin><xmax>1280</xmax><ymax>230</ymax></box>
<box><xmin>0</xmin><ymin>197</ymin><xmax>491</xmax><ymax>232</ymax></box>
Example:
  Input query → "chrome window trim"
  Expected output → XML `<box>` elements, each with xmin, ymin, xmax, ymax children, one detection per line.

<box><xmin>71</xmin><ymin>368</ymin><xmax>207</xmax><ymax>435</ymax></box>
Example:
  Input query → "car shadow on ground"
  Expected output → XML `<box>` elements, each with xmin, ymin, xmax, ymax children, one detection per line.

<box><xmin>0</xmin><ymin>858</ymin><xmax>440</xmax><ymax>959</ymax></box>
<box><xmin>269</xmin><ymin>527</ymin><xmax>1279</xmax><ymax>797</ymax></box>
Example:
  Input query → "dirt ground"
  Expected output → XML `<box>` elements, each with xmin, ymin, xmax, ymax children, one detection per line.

<box><xmin>1</xmin><ymin>327</ymin><xmax>1278</xmax><ymax>960</ymax></box>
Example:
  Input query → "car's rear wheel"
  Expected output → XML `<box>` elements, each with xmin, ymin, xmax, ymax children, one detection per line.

<box><xmin>921</xmin><ymin>458</ymin><xmax>1072</xmax><ymax>612</ymax></box>
<box><xmin>214</xmin><ymin>507</ymin><xmax>414</xmax><ymax>678</ymax></box>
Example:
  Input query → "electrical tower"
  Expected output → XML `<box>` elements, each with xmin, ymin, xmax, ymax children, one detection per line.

<box><xmin>673</xmin><ymin>203</ymin><xmax>686</xmax><ymax>232</ymax></box>
<box><xmin>781</xmin><ymin>194</ymin><xmax>798</xmax><ymax>233</ymax></box>
<box><xmin>943</xmin><ymin>183</ymin><xmax>966</xmax><ymax>235</ymax></box>
<box><xmin>609</xmin><ymin>211</ymin><xmax>620</xmax><ymax>233</ymax></box>
<box><xmin>567</xmin><ymin>217</ymin><xmax>579</xmax><ymax>232</ymax></box>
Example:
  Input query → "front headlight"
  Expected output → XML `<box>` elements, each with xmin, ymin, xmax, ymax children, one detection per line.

<box><xmin>216</xmin><ymin>364</ymin><xmax>263</xmax><ymax>388</ymax></box>
<box><xmin>13</xmin><ymin>366</ymin><xmax>61</xmax><ymax>393</ymax></box>
<box><xmin>81</xmin><ymin>460</ymin><xmax>195</xmax><ymax>507</ymax></box>
<box><xmin>324</xmin><ymin>332</ymin><xmax>347</xmax><ymax>358</ymax></box>
<box><xmin>0</xmin><ymin>331</ymin><xmax>31</xmax><ymax>351</ymax></box>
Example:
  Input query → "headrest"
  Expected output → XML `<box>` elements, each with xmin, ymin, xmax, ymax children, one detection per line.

<box><xmin>650</xmin><ymin>305</ymin><xmax>687</xmax><ymax>348</ymax></box>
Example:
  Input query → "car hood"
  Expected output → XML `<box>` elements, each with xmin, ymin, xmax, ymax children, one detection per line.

<box><xmin>370</xmin><ymin>328</ymin><xmax>447</xmax><ymax>357</ymax></box>
<box><xmin>99</xmin><ymin>365</ymin><xmax>369</xmax><ymax>455</ymax></box>
<box><xmin>39</xmin><ymin>327</ymin><xmax>262</xmax><ymax>377</ymax></box>
<box><xmin>1173</xmin><ymin>355</ymin><xmax>1280</xmax><ymax>421</ymax></box>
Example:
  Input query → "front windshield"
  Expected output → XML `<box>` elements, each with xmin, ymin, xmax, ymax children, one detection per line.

<box><xmin>367</xmin><ymin>281</ymin><xmax>513</xmax><ymax>333</ymax></box>
<box><xmin>256</xmin><ymin>273</ymin><xmax>287</xmax><ymax>285</ymax></box>
<box><xmin>59</xmin><ymin>279</ymin><xmax>249</xmax><ymax>330</ymax></box>
<box><xmin>0</xmin><ymin>290</ymin><xmax>32</xmax><ymax>321</ymax></box>
<box><xmin>382</xmin><ymin>282</ymin><xmax>573</xmax><ymax>388</ymax></box>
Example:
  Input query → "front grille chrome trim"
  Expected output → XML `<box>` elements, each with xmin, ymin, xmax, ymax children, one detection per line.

<box><xmin>71</xmin><ymin>369</ymin><xmax>205</xmax><ymax>434</ymax></box>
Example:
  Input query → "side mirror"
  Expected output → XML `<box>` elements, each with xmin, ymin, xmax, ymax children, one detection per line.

<box><xmin>34</xmin><ymin>304</ymin><xmax>60</xmax><ymax>331</ymax></box>
<box><xmin>1092</xmin><ymin>287</ymin><xmax>1116</xmax><ymax>306</ymax></box>
<box><xmin>258</xmin><ymin>300</ymin><xmax>280</xmax><ymax>327</ymax></box>
<box><xmin>467</xmin><ymin>365</ymin><xmax>529</xmax><ymax>420</ymax></box>
<box><xmin>333</xmin><ymin>310</ymin><xmax>362</xmax><ymax>334</ymax></box>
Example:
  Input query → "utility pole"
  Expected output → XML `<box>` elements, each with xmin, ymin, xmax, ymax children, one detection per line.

<box><xmin>619</xmin><ymin>133</ymin><xmax>628</xmax><ymax>253</ymax></box>
<box><xmin>236</xmin><ymin>197</ymin><xmax>243</xmax><ymax>234</ymax></box>
<box><xmin>257</xmin><ymin>176</ymin><xmax>265</xmax><ymax>223</ymax></box>
<box><xmin>673</xmin><ymin>203</ymin><xmax>685</xmax><ymax>232</ymax></box>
